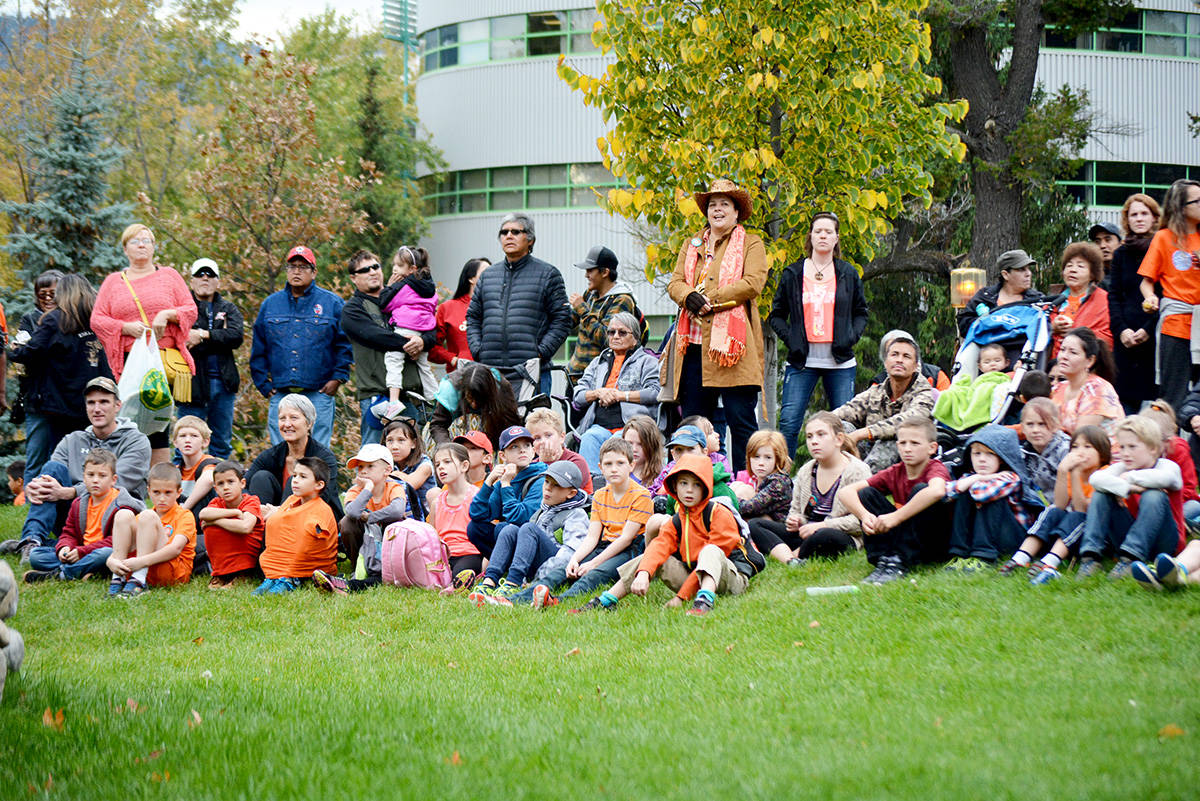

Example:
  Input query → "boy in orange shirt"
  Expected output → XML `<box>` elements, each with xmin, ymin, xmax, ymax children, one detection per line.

<box><xmin>198</xmin><ymin>460</ymin><xmax>266</xmax><ymax>589</ymax></box>
<box><xmin>313</xmin><ymin>444</ymin><xmax>408</xmax><ymax>595</ymax></box>
<box><xmin>254</xmin><ymin>457</ymin><xmax>338</xmax><ymax>595</ymax></box>
<box><xmin>575</xmin><ymin>453</ymin><xmax>750</xmax><ymax>616</ymax></box>
<box><xmin>105</xmin><ymin>463</ymin><xmax>197</xmax><ymax>598</ymax></box>
<box><xmin>24</xmin><ymin>450</ymin><xmax>140</xmax><ymax>583</ymax></box>
<box><xmin>7</xmin><ymin>461</ymin><xmax>25</xmax><ymax>506</ymax></box>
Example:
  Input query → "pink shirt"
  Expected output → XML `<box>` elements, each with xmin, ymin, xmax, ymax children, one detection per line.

<box><xmin>91</xmin><ymin>267</ymin><xmax>198</xmax><ymax>380</ymax></box>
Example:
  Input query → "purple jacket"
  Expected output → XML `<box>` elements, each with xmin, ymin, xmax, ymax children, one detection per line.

<box><xmin>383</xmin><ymin>277</ymin><xmax>437</xmax><ymax>332</ymax></box>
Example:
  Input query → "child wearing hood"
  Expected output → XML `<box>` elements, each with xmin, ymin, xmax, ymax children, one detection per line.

<box><xmin>574</xmin><ymin>454</ymin><xmax>751</xmax><ymax>617</ymax></box>
<box><xmin>944</xmin><ymin>424</ymin><xmax>1044</xmax><ymax>571</ymax></box>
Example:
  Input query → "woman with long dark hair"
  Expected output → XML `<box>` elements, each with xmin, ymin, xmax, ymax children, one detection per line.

<box><xmin>1108</xmin><ymin>192</ymin><xmax>1162</xmax><ymax>413</ymax></box>
<box><xmin>430</xmin><ymin>257</ymin><xmax>489</xmax><ymax>373</ymax></box>
<box><xmin>428</xmin><ymin>361</ymin><xmax>521</xmax><ymax>448</ymax></box>
<box><xmin>10</xmin><ymin>274</ymin><xmax>112</xmax><ymax>482</ymax></box>
<box><xmin>1050</xmin><ymin>327</ymin><xmax>1122</xmax><ymax>436</ymax></box>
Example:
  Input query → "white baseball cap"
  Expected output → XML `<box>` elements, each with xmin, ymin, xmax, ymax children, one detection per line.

<box><xmin>347</xmin><ymin>443</ymin><xmax>394</xmax><ymax>469</ymax></box>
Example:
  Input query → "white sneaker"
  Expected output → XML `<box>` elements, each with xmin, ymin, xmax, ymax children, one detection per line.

<box><xmin>370</xmin><ymin>399</ymin><xmax>405</xmax><ymax>422</ymax></box>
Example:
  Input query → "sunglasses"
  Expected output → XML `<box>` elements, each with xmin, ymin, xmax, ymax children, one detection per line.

<box><xmin>193</xmin><ymin>270</ymin><xmax>218</xmax><ymax>279</ymax></box>
<box><xmin>606</xmin><ymin>328</ymin><xmax>633</xmax><ymax>337</ymax></box>
<box><xmin>349</xmin><ymin>263</ymin><xmax>381</xmax><ymax>275</ymax></box>
<box><xmin>499</xmin><ymin>228</ymin><xmax>526</xmax><ymax>237</ymax></box>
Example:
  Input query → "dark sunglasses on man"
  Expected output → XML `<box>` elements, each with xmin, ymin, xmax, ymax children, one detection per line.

<box><xmin>349</xmin><ymin>262</ymin><xmax>381</xmax><ymax>276</ymax></box>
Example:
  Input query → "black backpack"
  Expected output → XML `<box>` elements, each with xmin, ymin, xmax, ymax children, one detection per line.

<box><xmin>669</xmin><ymin>500</ymin><xmax>766</xmax><ymax>578</ymax></box>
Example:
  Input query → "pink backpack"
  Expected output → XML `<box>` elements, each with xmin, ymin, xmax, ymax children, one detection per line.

<box><xmin>380</xmin><ymin>520</ymin><xmax>452</xmax><ymax>590</ymax></box>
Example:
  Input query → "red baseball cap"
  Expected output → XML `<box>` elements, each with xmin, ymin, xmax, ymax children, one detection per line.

<box><xmin>286</xmin><ymin>245</ymin><xmax>316</xmax><ymax>266</ymax></box>
<box><xmin>453</xmin><ymin>430</ymin><xmax>493</xmax><ymax>455</ymax></box>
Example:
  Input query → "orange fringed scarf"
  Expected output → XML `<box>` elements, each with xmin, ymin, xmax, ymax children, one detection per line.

<box><xmin>677</xmin><ymin>225</ymin><xmax>749</xmax><ymax>367</ymax></box>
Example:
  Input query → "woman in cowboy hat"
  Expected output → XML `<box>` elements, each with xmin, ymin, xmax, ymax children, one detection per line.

<box><xmin>665</xmin><ymin>179</ymin><xmax>768</xmax><ymax>473</ymax></box>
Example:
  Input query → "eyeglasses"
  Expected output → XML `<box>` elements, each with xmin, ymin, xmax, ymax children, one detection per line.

<box><xmin>128</xmin><ymin>237</ymin><xmax>154</xmax><ymax>246</ymax></box>
<box><xmin>606</xmin><ymin>328</ymin><xmax>633</xmax><ymax>337</ymax></box>
<box><xmin>499</xmin><ymin>228</ymin><xmax>526</xmax><ymax>237</ymax></box>
<box><xmin>285</xmin><ymin>262</ymin><xmax>314</xmax><ymax>271</ymax></box>
<box><xmin>36</xmin><ymin>289</ymin><xmax>55</xmax><ymax>299</ymax></box>
<box><xmin>349</xmin><ymin>263</ymin><xmax>381</xmax><ymax>275</ymax></box>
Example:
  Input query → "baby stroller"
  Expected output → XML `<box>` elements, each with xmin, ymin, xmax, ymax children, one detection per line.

<box><xmin>936</xmin><ymin>300</ymin><xmax>1055</xmax><ymax>469</ymax></box>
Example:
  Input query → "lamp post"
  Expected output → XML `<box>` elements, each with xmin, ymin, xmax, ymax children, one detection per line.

<box><xmin>950</xmin><ymin>264</ymin><xmax>987</xmax><ymax>309</ymax></box>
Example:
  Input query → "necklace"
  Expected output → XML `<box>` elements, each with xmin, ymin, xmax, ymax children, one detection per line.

<box><xmin>810</xmin><ymin>258</ymin><xmax>833</xmax><ymax>281</ymax></box>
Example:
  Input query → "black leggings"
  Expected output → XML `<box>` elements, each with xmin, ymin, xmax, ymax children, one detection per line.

<box><xmin>450</xmin><ymin>554</ymin><xmax>484</xmax><ymax>575</ymax></box>
<box><xmin>747</xmin><ymin>518</ymin><xmax>857</xmax><ymax>560</ymax></box>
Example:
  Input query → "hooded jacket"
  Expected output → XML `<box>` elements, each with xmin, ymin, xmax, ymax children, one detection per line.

<box><xmin>530</xmin><ymin>488</ymin><xmax>591</xmax><ymax>547</ymax></box>
<box><xmin>469</xmin><ymin>461</ymin><xmax>549</xmax><ymax>527</ymax></box>
<box><xmin>640</xmin><ymin>454</ymin><xmax>742</xmax><ymax>600</ymax></box>
<box><xmin>768</xmin><ymin>257</ymin><xmax>868</xmax><ymax>368</ymax></box>
<box><xmin>381</xmin><ymin>275</ymin><xmax>438</xmax><ymax>332</ymax></box>
<box><xmin>959</xmin><ymin>424</ymin><xmax>1043</xmax><ymax>510</ymax></box>
<box><xmin>49</xmin><ymin>418</ymin><xmax>152</xmax><ymax>500</ymax></box>
<box><xmin>9</xmin><ymin>308</ymin><xmax>113</xmax><ymax>419</ymax></box>
<box><xmin>568</xmin><ymin>280</ymin><xmax>639</xmax><ymax>374</ymax></box>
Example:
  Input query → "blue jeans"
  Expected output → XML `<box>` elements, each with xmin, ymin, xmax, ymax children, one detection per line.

<box><xmin>19</xmin><ymin>461</ymin><xmax>75</xmax><ymax>546</ymax></box>
<box><xmin>948</xmin><ymin>495</ymin><xmax>1031</xmax><ymax>561</ymax></box>
<box><xmin>1079</xmin><ymin>490</ymin><xmax>1180</xmax><ymax>562</ymax></box>
<box><xmin>176</xmin><ymin>378</ymin><xmax>237</xmax><ymax>459</ymax></box>
<box><xmin>22</xmin><ymin>412</ymin><xmax>83</xmax><ymax>485</ymax></box>
<box><xmin>779</xmin><ymin>364</ymin><xmax>857</xmax><ymax>458</ymax></box>
<box><xmin>268</xmin><ymin>390</ymin><xmax>335</xmax><ymax>449</ymax></box>
<box><xmin>1027</xmin><ymin>506</ymin><xmax>1087</xmax><ymax>550</ymax></box>
<box><xmin>485</xmin><ymin>522</ymin><xmax>561</xmax><ymax>585</ymax></box>
<box><xmin>578</xmin><ymin>425</ymin><xmax>619</xmax><ymax>475</ymax></box>
<box><xmin>28</xmin><ymin>545</ymin><xmax>113</xmax><ymax>579</ymax></box>
<box><xmin>513</xmin><ymin>540</ymin><xmax>643</xmax><ymax>602</ymax></box>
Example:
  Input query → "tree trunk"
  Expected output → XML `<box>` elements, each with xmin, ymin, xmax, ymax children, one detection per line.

<box><xmin>970</xmin><ymin>166</ymin><xmax>1024</xmax><ymax>282</ymax></box>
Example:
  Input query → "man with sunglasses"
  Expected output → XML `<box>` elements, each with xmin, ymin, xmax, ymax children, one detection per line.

<box><xmin>466</xmin><ymin>213</ymin><xmax>571</xmax><ymax>395</ymax></box>
<box><xmin>249</xmin><ymin>245</ymin><xmax>352</xmax><ymax>448</ymax></box>
<box><xmin>340</xmin><ymin>249</ymin><xmax>436</xmax><ymax>443</ymax></box>
<box><xmin>175</xmin><ymin>259</ymin><xmax>244</xmax><ymax>460</ymax></box>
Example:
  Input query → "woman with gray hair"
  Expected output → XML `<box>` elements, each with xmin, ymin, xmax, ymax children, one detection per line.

<box><xmin>245</xmin><ymin>393</ymin><xmax>342</xmax><ymax>516</ymax></box>
<box><xmin>572</xmin><ymin>311</ymin><xmax>661</xmax><ymax>477</ymax></box>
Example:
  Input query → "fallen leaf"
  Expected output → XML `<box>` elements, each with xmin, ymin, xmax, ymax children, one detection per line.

<box><xmin>147</xmin><ymin>749</ymin><xmax>163</xmax><ymax>760</ymax></box>
<box><xmin>446</xmin><ymin>661</ymin><xmax>458</xmax><ymax>669</ymax></box>
<box><xmin>1159</xmin><ymin>724</ymin><xmax>1185</xmax><ymax>740</ymax></box>
<box><xmin>42</xmin><ymin>707</ymin><xmax>64</xmax><ymax>731</ymax></box>
<box><xmin>357</xmin><ymin>628</ymin><xmax>372</xmax><ymax>638</ymax></box>
<box><xmin>126</xmin><ymin>698</ymin><xmax>142</xmax><ymax>714</ymax></box>
<box><xmin>44</xmin><ymin>775</ymin><xmax>53</xmax><ymax>791</ymax></box>
<box><xmin>444</xmin><ymin>750</ymin><xmax>462</xmax><ymax>765</ymax></box>
<box><xmin>792</xmin><ymin>641</ymin><xmax>804</xmax><ymax>647</ymax></box>
<box><xmin>566</xmin><ymin>647</ymin><xmax>581</xmax><ymax>657</ymax></box>
<box><xmin>192</xmin><ymin>636</ymin><xmax>204</xmax><ymax>645</ymax></box>
<box><xmin>934</xmin><ymin>717</ymin><xmax>943</xmax><ymax>729</ymax></box>
<box><xmin>187</xmin><ymin>709</ymin><xmax>202</xmax><ymax>729</ymax></box>
<box><xmin>150</xmin><ymin>771</ymin><xmax>171</xmax><ymax>783</ymax></box>
<box><xmin>27</xmin><ymin>783</ymin><xmax>36</xmax><ymax>794</ymax></box>
<box><xmin>809</xmin><ymin>620</ymin><xmax>821</xmax><ymax>628</ymax></box>
<box><xmin>725</xmin><ymin>644</ymin><xmax>735</xmax><ymax>653</ymax></box>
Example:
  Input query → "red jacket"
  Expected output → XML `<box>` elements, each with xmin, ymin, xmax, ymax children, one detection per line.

<box><xmin>1051</xmin><ymin>286</ymin><xmax>1112</xmax><ymax>358</ymax></box>
<box><xmin>55</xmin><ymin>488</ymin><xmax>141</xmax><ymax>556</ymax></box>
<box><xmin>1165</xmin><ymin>436</ymin><xmax>1199</xmax><ymax>504</ymax></box>
<box><xmin>429</xmin><ymin>294</ymin><xmax>472</xmax><ymax>370</ymax></box>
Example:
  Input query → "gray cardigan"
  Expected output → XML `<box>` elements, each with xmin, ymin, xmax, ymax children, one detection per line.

<box><xmin>788</xmin><ymin>455</ymin><xmax>871</xmax><ymax>546</ymax></box>
<box><xmin>572</xmin><ymin>346</ymin><xmax>660</xmax><ymax>431</ymax></box>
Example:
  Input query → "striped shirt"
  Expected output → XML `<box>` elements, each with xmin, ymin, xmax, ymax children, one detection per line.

<box><xmin>944</xmin><ymin>471</ymin><xmax>1033</xmax><ymax>529</ymax></box>
<box><xmin>592</xmin><ymin>482</ymin><xmax>653</xmax><ymax>542</ymax></box>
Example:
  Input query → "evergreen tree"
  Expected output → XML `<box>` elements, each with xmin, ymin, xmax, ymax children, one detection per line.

<box><xmin>0</xmin><ymin>51</ymin><xmax>133</xmax><ymax>284</ymax></box>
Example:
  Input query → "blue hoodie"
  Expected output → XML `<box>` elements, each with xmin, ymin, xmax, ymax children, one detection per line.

<box><xmin>962</xmin><ymin>424</ymin><xmax>1043</xmax><ymax>509</ymax></box>
<box><xmin>469</xmin><ymin>461</ymin><xmax>549</xmax><ymax>526</ymax></box>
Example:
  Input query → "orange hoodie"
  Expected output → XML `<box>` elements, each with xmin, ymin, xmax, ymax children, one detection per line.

<box><xmin>639</xmin><ymin>453</ymin><xmax>742</xmax><ymax>600</ymax></box>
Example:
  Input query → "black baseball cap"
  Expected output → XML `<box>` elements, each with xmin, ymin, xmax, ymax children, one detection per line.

<box><xmin>574</xmin><ymin>245</ymin><xmax>618</xmax><ymax>272</ymax></box>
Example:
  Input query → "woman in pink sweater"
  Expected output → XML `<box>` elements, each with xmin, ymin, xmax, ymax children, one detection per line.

<box><xmin>91</xmin><ymin>224</ymin><xmax>197</xmax><ymax>463</ymax></box>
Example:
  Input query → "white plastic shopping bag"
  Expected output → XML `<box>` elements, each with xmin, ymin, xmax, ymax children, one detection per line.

<box><xmin>116</xmin><ymin>331</ymin><xmax>175</xmax><ymax>434</ymax></box>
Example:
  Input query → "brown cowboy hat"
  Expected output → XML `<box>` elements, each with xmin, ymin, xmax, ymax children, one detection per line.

<box><xmin>694</xmin><ymin>179</ymin><xmax>752</xmax><ymax>223</ymax></box>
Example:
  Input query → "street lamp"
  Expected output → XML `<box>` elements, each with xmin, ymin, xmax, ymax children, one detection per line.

<box><xmin>950</xmin><ymin>263</ymin><xmax>986</xmax><ymax>309</ymax></box>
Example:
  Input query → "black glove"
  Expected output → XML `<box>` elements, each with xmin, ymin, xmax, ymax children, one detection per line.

<box><xmin>684</xmin><ymin>292</ymin><xmax>709</xmax><ymax>314</ymax></box>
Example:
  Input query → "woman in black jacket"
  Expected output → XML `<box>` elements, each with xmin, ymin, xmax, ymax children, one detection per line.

<box><xmin>955</xmin><ymin>249</ymin><xmax>1045</xmax><ymax>337</ymax></box>
<box><xmin>9</xmin><ymin>274</ymin><xmax>111</xmax><ymax>483</ymax></box>
<box><xmin>1107</xmin><ymin>193</ymin><xmax>1162</xmax><ymax>414</ymax></box>
<box><xmin>768</xmin><ymin>213</ymin><xmax>868</xmax><ymax>458</ymax></box>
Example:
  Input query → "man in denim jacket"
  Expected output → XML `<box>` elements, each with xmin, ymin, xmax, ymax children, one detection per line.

<box><xmin>249</xmin><ymin>245</ymin><xmax>353</xmax><ymax>447</ymax></box>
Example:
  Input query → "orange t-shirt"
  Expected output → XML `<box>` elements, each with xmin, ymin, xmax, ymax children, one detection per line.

<box><xmin>344</xmin><ymin>481</ymin><xmax>407</xmax><ymax>514</ymax></box>
<box><xmin>1138</xmin><ymin>227</ymin><xmax>1200</xmax><ymax>339</ymax></box>
<box><xmin>180</xmin><ymin>457</ymin><xmax>212</xmax><ymax>482</ymax></box>
<box><xmin>603</xmin><ymin>352</ymin><xmax>627</xmax><ymax>389</ymax></box>
<box><xmin>203</xmin><ymin>494</ymin><xmax>266</xmax><ymax>577</ymax></box>
<box><xmin>259</xmin><ymin>494</ymin><xmax>338</xmax><ymax>579</ymax></box>
<box><xmin>145</xmin><ymin>504</ymin><xmax>197</xmax><ymax>586</ymax></box>
<box><xmin>85</xmin><ymin>487</ymin><xmax>120</xmax><ymax>545</ymax></box>
<box><xmin>13</xmin><ymin>490</ymin><xmax>24</xmax><ymax>506</ymax></box>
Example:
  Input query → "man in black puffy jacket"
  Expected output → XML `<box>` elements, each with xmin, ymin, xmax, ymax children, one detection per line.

<box><xmin>466</xmin><ymin>213</ymin><xmax>571</xmax><ymax>394</ymax></box>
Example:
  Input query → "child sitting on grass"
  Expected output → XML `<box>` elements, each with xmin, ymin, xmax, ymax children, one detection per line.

<box><xmin>198</xmin><ymin>460</ymin><xmax>265</xmax><ymax>589</ymax></box>
<box><xmin>7</xmin><ymin>461</ymin><xmax>24</xmax><ymax>505</ymax></box>
<box><xmin>466</xmin><ymin>425</ymin><xmax>547</xmax><ymax>558</ymax></box>
<box><xmin>468</xmin><ymin>460</ymin><xmax>590</xmax><ymax>607</ymax></box>
<box><xmin>1132</xmin><ymin>539</ymin><xmax>1200</xmax><ymax>590</ymax></box>
<box><xmin>254</xmin><ymin>457</ymin><xmax>338</xmax><ymax>595</ymax></box>
<box><xmin>1139</xmin><ymin>401</ymin><xmax>1200</xmax><ymax>523</ymax></box>
<box><xmin>1018</xmin><ymin>398</ymin><xmax>1071</xmax><ymax>498</ymax></box>
<box><xmin>525</xmin><ymin>438</ymin><xmax>651</xmax><ymax>609</ymax></box>
<box><xmin>105</xmin><ymin>463</ymin><xmax>196</xmax><ymax>598</ymax></box>
<box><xmin>173</xmin><ymin>415</ymin><xmax>219</xmax><ymax>573</ymax></box>
<box><xmin>452</xmin><ymin>431</ymin><xmax>493</xmax><ymax>487</ymax></box>
<box><xmin>575</xmin><ymin>454</ymin><xmax>748</xmax><ymax>617</ymax></box>
<box><xmin>1075</xmin><ymin>415</ymin><xmax>1186</xmax><ymax>581</ymax></box>
<box><xmin>730</xmin><ymin>430</ymin><xmax>793</xmax><ymax>553</ymax></box>
<box><xmin>313</xmin><ymin>444</ymin><xmax>408</xmax><ymax>595</ymax></box>
<box><xmin>944</xmin><ymin>424</ymin><xmax>1043</xmax><ymax>572</ymax></box>
<box><xmin>23</xmin><ymin>449</ymin><xmax>139</xmax><ymax>583</ymax></box>
<box><xmin>838</xmin><ymin>417</ymin><xmax>951</xmax><ymax>585</ymax></box>
<box><xmin>526</xmin><ymin>408</ymin><xmax>593</xmax><ymax>493</ymax></box>
<box><xmin>620</xmin><ymin>415</ymin><xmax>665</xmax><ymax>488</ymax></box>
<box><xmin>383</xmin><ymin>418</ymin><xmax>435</xmax><ymax>514</ymax></box>
<box><xmin>426</xmin><ymin>443</ymin><xmax>483</xmax><ymax>589</ymax></box>
<box><xmin>644</xmin><ymin>424</ymin><xmax>740</xmax><ymax>537</ymax></box>
<box><xmin>1006</xmin><ymin>425</ymin><xmax>1109</xmax><ymax>584</ymax></box>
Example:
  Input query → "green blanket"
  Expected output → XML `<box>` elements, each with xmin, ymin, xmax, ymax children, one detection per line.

<box><xmin>933</xmin><ymin>371</ymin><xmax>1010</xmax><ymax>431</ymax></box>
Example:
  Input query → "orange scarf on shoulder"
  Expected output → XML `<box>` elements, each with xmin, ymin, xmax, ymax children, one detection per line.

<box><xmin>677</xmin><ymin>225</ymin><xmax>749</xmax><ymax>367</ymax></box>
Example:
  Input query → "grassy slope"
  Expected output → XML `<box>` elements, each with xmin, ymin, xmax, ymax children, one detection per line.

<box><xmin>1</xmin><ymin>505</ymin><xmax>1197</xmax><ymax>801</ymax></box>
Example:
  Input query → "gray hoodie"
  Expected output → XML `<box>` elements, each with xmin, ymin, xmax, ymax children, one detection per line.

<box><xmin>50</xmin><ymin>417</ymin><xmax>153</xmax><ymax>500</ymax></box>
<box><xmin>530</xmin><ymin>489</ymin><xmax>592</xmax><ymax>582</ymax></box>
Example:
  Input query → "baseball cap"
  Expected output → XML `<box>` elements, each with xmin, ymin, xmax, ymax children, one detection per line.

<box><xmin>574</xmin><ymin>245</ymin><xmax>618</xmax><ymax>272</ymax></box>
<box><xmin>543</xmin><ymin>460</ymin><xmax>584</xmax><ymax>490</ymax></box>
<box><xmin>498</xmin><ymin>425</ymin><xmax>534</xmax><ymax>450</ymax></box>
<box><xmin>1088</xmin><ymin>221</ymin><xmax>1122</xmax><ymax>240</ymax></box>
<box><xmin>995</xmin><ymin>249</ymin><xmax>1035</xmax><ymax>273</ymax></box>
<box><xmin>454</xmin><ymin>430</ymin><xmax>493</xmax><ymax>455</ymax></box>
<box><xmin>666</xmin><ymin>425</ymin><xmax>707</xmax><ymax>450</ymax></box>
<box><xmin>84</xmin><ymin>376</ymin><xmax>119</xmax><ymax>397</ymax></box>
<box><xmin>347</xmin><ymin>443</ymin><xmax>395</xmax><ymax>469</ymax></box>
<box><xmin>190</xmin><ymin>258</ymin><xmax>219</xmax><ymax>277</ymax></box>
<box><xmin>286</xmin><ymin>245</ymin><xmax>316</xmax><ymax>266</ymax></box>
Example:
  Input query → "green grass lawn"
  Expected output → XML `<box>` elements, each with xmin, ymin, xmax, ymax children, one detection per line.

<box><xmin>1</xmin><ymin>504</ymin><xmax>1197</xmax><ymax>800</ymax></box>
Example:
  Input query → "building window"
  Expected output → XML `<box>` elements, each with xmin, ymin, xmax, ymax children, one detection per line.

<box><xmin>1059</xmin><ymin>161</ymin><xmax>1200</xmax><ymax>207</ymax></box>
<box><xmin>422</xmin><ymin>163</ymin><xmax>622</xmax><ymax>217</ymax></box>
<box><xmin>419</xmin><ymin>9</ymin><xmax>602</xmax><ymax>74</ymax></box>
<box><xmin>1043</xmin><ymin>9</ymin><xmax>1200</xmax><ymax>59</ymax></box>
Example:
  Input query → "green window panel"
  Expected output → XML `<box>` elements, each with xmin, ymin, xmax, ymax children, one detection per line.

<box><xmin>422</xmin><ymin>163</ymin><xmax>623</xmax><ymax>217</ymax></box>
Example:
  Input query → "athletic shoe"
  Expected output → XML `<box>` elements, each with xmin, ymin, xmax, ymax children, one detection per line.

<box><xmin>251</xmin><ymin>578</ymin><xmax>278</xmax><ymax>596</ymax></box>
<box><xmin>959</xmin><ymin>557</ymin><xmax>991</xmax><ymax>575</ymax></box>
<box><xmin>452</xmin><ymin>569</ymin><xmax>477</xmax><ymax>593</ymax></box>
<box><xmin>493</xmin><ymin>578</ymin><xmax>521</xmax><ymax>601</ymax></box>
<box><xmin>997</xmin><ymin>557</ymin><xmax>1025</xmax><ymax>576</ymax></box>
<box><xmin>312</xmin><ymin>569</ymin><xmax>349</xmax><ymax>595</ymax></box>
<box><xmin>107</xmin><ymin>577</ymin><xmax>126</xmax><ymax>597</ymax></box>
<box><xmin>16</xmin><ymin>541</ymin><xmax>34</xmax><ymax>564</ymax></box>
<box><xmin>686</xmin><ymin>596</ymin><xmax>714</xmax><ymax>616</ymax></box>
<box><xmin>568</xmin><ymin>597</ymin><xmax>610</xmax><ymax>614</ymax></box>
<box><xmin>267</xmin><ymin>577</ymin><xmax>300</xmax><ymax>594</ymax></box>
<box><xmin>1186</xmin><ymin>516</ymin><xmax>1200</xmax><ymax>539</ymax></box>
<box><xmin>786</xmin><ymin>557</ymin><xmax>807</xmax><ymax>568</ymax></box>
<box><xmin>23</xmin><ymin>568</ymin><xmax>59</xmax><ymax>584</ymax></box>
<box><xmin>1027</xmin><ymin>560</ymin><xmax>1048</xmax><ymax>580</ymax></box>
<box><xmin>530</xmin><ymin>584</ymin><xmax>559</xmax><ymax>610</ymax></box>
<box><xmin>864</xmin><ymin>555</ymin><xmax>904</xmax><ymax>585</ymax></box>
<box><xmin>1030</xmin><ymin>566</ymin><xmax>1061</xmax><ymax>585</ymax></box>
<box><xmin>1108</xmin><ymin>556</ymin><xmax>1135</xmax><ymax>581</ymax></box>
<box><xmin>1075</xmin><ymin>557</ymin><xmax>1104</xmax><ymax>580</ymax></box>
<box><xmin>943</xmin><ymin>557</ymin><xmax>969</xmax><ymax>573</ymax></box>
<box><xmin>0</xmin><ymin>538</ymin><xmax>22</xmax><ymax>554</ymax></box>
<box><xmin>467</xmin><ymin>581</ymin><xmax>496</xmax><ymax>608</ymax></box>
<box><xmin>1130</xmin><ymin>561</ymin><xmax>1162</xmax><ymax>591</ymax></box>
<box><xmin>1155</xmin><ymin>553</ymin><xmax>1189</xmax><ymax>588</ymax></box>
<box><xmin>119</xmin><ymin>578</ymin><xmax>147</xmax><ymax>598</ymax></box>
